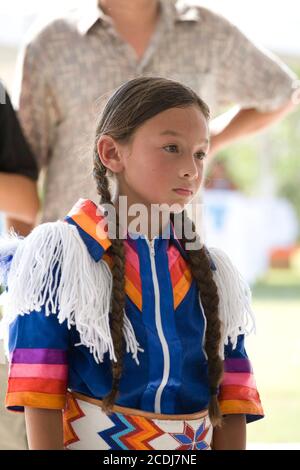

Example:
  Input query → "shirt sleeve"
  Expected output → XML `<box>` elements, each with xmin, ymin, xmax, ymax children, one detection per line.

<box><xmin>0</xmin><ymin>89</ymin><xmax>38</xmax><ymax>180</ymax></box>
<box><xmin>216</xmin><ymin>15</ymin><xmax>297</xmax><ymax>112</ymax></box>
<box><xmin>14</xmin><ymin>37</ymin><xmax>59</xmax><ymax>170</ymax></box>
<box><xmin>218</xmin><ymin>335</ymin><xmax>264</xmax><ymax>423</ymax></box>
<box><xmin>6</xmin><ymin>309</ymin><xmax>69</xmax><ymax>412</ymax></box>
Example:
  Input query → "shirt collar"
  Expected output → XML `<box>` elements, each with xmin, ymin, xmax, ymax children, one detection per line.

<box><xmin>127</xmin><ymin>217</ymin><xmax>188</xmax><ymax>261</ymax></box>
<box><xmin>76</xmin><ymin>1</ymin><xmax>105</xmax><ymax>35</ymax></box>
<box><xmin>77</xmin><ymin>0</ymin><xmax>201</xmax><ymax>36</ymax></box>
<box><xmin>64</xmin><ymin>199</ymin><xmax>189</xmax><ymax>262</ymax></box>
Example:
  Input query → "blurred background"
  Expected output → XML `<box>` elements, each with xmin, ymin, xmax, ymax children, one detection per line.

<box><xmin>1</xmin><ymin>0</ymin><xmax>300</xmax><ymax>448</ymax></box>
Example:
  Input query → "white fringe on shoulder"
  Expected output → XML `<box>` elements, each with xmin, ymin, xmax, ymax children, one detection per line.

<box><xmin>0</xmin><ymin>222</ymin><xmax>143</xmax><ymax>365</ymax></box>
<box><xmin>208</xmin><ymin>247</ymin><xmax>256</xmax><ymax>358</ymax></box>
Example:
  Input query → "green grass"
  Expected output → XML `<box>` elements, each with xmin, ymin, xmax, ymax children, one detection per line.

<box><xmin>246</xmin><ymin>269</ymin><xmax>300</xmax><ymax>443</ymax></box>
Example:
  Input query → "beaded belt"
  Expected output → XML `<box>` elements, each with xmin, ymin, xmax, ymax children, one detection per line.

<box><xmin>63</xmin><ymin>391</ymin><xmax>212</xmax><ymax>450</ymax></box>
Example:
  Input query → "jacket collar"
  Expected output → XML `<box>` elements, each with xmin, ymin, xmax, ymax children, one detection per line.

<box><xmin>65</xmin><ymin>199</ymin><xmax>188</xmax><ymax>261</ymax></box>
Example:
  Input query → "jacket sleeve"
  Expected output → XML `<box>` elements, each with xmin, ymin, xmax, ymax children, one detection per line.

<box><xmin>218</xmin><ymin>334</ymin><xmax>264</xmax><ymax>423</ymax></box>
<box><xmin>6</xmin><ymin>308</ymin><xmax>69</xmax><ymax>412</ymax></box>
<box><xmin>0</xmin><ymin>90</ymin><xmax>38</xmax><ymax>180</ymax></box>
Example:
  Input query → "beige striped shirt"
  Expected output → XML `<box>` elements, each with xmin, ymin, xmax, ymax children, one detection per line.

<box><xmin>16</xmin><ymin>0</ymin><xmax>296</xmax><ymax>221</ymax></box>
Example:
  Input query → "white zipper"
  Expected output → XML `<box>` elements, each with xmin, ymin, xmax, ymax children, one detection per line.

<box><xmin>149</xmin><ymin>238</ymin><xmax>156</xmax><ymax>256</ymax></box>
<box><xmin>145</xmin><ymin>237</ymin><xmax>170</xmax><ymax>414</ymax></box>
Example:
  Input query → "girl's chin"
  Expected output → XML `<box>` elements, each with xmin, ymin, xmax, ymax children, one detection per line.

<box><xmin>152</xmin><ymin>200</ymin><xmax>186</xmax><ymax>213</ymax></box>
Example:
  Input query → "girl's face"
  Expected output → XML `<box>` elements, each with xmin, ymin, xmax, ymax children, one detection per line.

<box><xmin>100</xmin><ymin>105</ymin><xmax>209</xmax><ymax>211</ymax></box>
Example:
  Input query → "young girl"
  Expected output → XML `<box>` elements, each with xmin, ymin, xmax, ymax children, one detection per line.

<box><xmin>0</xmin><ymin>77</ymin><xmax>263</xmax><ymax>450</ymax></box>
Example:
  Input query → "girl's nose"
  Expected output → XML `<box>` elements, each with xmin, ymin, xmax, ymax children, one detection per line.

<box><xmin>178</xmin><ymin>156</ymin><xmax>199</xmax><ymax>179</ymax></box>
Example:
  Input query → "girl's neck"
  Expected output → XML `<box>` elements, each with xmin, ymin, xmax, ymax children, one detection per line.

<box><xmin>99</xmin><ymin>0</ymin><xmax>159</xmax><ymax>30</ymax></box>
<box><xmin>114</xmin><ymin>198</ymin><xmax>170</xmax><ymax>241</ymax></box>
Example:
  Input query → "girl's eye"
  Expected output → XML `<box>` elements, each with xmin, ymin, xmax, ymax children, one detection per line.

<box><xmin>163</xmin><ymin>144</ymin><xmax>179</xmax><ymax>153</ymax></box>
<box><xmin>163</xmin><ymin>146</ymin><xmax>207</xmax><ymax>159</ymax></box>
<box><xmin>194</xmin><ymin>151</ymin><xmax>207</xmax><ymax>160</ymax></box>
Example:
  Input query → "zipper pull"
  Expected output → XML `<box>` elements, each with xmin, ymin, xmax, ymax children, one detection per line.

<box><xmin>149</xmin><ymin>239</ymin><xmax>155</xmax><ymax>257</ymax></box>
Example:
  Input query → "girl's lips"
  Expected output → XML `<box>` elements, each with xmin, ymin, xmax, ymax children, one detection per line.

<box><xmin>173</xmin><ymin>188</ymin><xmax>193</xmax><ymax>196</ymax></box>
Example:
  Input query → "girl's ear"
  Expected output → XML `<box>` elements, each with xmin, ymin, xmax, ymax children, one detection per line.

<box><xmin>97</xmin><ymin>135</ymin><xmax>124</xmax><ymax>173</ymax></box>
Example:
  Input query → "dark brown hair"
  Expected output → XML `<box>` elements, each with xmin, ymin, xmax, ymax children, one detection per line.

<box><xmin>93</xmin><ymin>77</ymin><xmax>223</xmax><ymax>427</ymax></box>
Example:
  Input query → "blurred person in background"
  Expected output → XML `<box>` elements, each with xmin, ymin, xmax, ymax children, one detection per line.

<box><xmin>0</xmin><ymin>87</ymin><xmax>39</xmax><ymax>234</ymax></box>
<box><xmin>1</xmin><ymin>0</ymin><xmax>297</xmax><ymax>450</ymax></box>
<box><xmin>10</xmin><ymin>0</ymin><xmax>297</xmax><ymax>229</ymax></box>
<box><xmin>0</xmin><ymin>85</ymin><xmax>39</xmax><ymax>450</ymax></box>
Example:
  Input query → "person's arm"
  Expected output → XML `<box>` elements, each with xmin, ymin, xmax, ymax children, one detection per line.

<box><xmin>5</xmin><ymin>219</ymin><xmax>34</xmax><ymax>237</ymax></box>
<box><xmin>212</xmin><ymin>414</ymin><xmax>246</xmax><ymax>450</ymax></box>
<box><xmin>0</xmin><ymin>173</ymin><xmax>39</xmax><ymax>225</ymax></box>
<box><xmin>25</xmin><ymin>408</ymin><xmax>64</xmax><ymax>450</ymax></box>
<box><xmin>0</xmin><ymin>88</ymin><xmax>40</xmax><ymax>234</ymax></box>
<box><xmin>210</xmin><ymin>10</ymin><xmax>298</xmax><ymax>161</ymax></box>
<box><xmin>208</xmin><ymin>99</ymin><xmax>296</xmax><ymax>161</ymax></box>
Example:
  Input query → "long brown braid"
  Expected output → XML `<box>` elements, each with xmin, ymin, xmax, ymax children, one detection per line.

<box><xmin>93</xmin><ymin>156</ymin><xmax>126</xmax><ymax>411</ymax></box>
<box><xmin>171</xmin><ymin>211</ymin><xmax>223</xmax><ymax>427</ymax></box>
<box><xmin>92</xmin><ymin>77</ymin><xmax>223</xmax><ymax>426</ymax></box>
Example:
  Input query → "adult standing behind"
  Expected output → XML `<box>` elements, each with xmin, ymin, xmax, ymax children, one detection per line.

<box><xmin>11</xmin><ymin>0</ymin><xmax>297</xmax><ymax>228</ymax></box>
<box><xmin>0</xmin><ymin>85</ymin><xmax>39</xmax><ymax>450</ymax></box>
